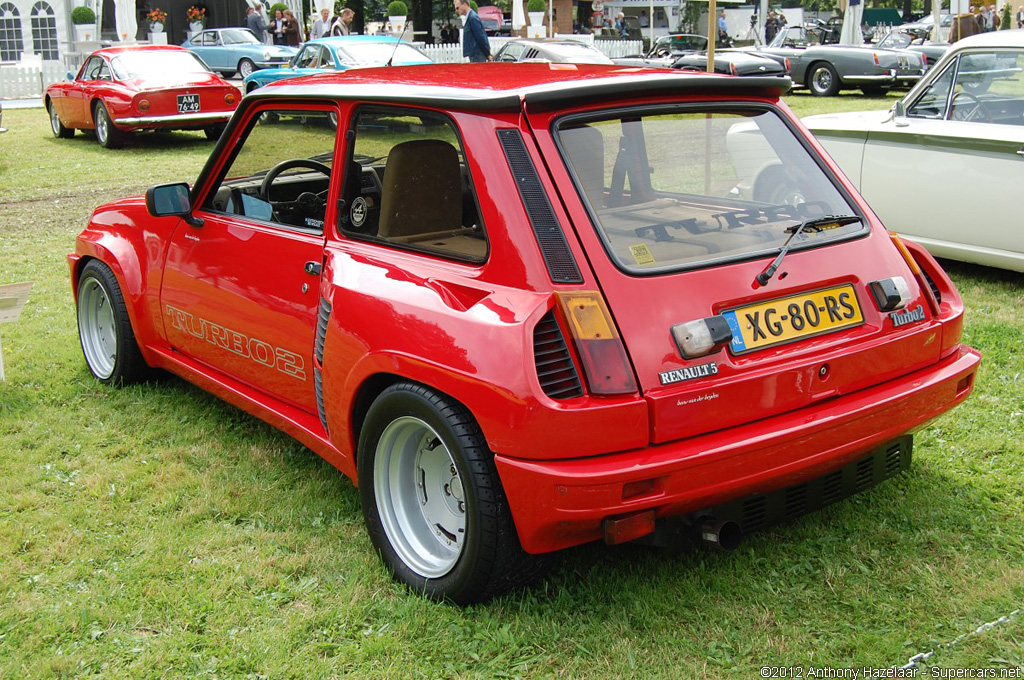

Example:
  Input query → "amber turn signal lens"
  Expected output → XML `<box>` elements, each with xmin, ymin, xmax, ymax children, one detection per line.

<box><xmin>137</xmin><ymin>99</ymin><xmax>150</xmax><ymax>111</ymax></box>
<box><xmin>225</xmin><ymin>92</ymin><xmax>237</xmax><ymax>105</ymax></box>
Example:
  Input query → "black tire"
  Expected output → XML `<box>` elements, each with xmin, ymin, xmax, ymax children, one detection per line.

<box><xmin>47</xmin><ymin>100</ymin><xmax>74</xmax><ymax>138</ymax></box>
<box><xmin>357</xmin><ymin>382</ymin><xmax>543</xmax><ymax>604</ymax></box>
<box><xmin>93</xmin><ymin>102</ymin><xmax>124</xmax><ymax>148</ymax></box>
<box><xmin>76</xmin><ymin>260</ymin><xmax>152</xmax><ymax>385</ymax></box>
<box><xmin>204</xmin><ymin>122</ymin><xmax>227</xmax><ymax>141</ymax></box>
<box><xmin>861</xmin><ymin>85</ymin><xmax>889</xmax><ymax>96</ymax></box>
<box><xmin>238</xmin><ymin>58</ymin><xmax>256</xmax><ymax>79</ymax></box>
<box><xmin>808</xmin><ymin>62</ymin><xmax>840</xmax><ymax>97</ymax></box>
<box><xmin>754</xmin><ymin>165</ymin><xmax>806</xmax><ymax>206</ymax></box>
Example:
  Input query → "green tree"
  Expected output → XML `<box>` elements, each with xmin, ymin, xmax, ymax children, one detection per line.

<box><xmin>1001</xmin><ymin>2</ymin><xmax>1011</xmax><ymax>28</ymax></box>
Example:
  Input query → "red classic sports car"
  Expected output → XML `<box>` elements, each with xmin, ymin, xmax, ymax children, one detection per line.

<box><xmin>45</xmin><ymin>45</ymin><xmax>241</xmax><ymax>148</ymax></box>
<box><xmin>69</xmin><ymin>64</ymin><xmax>980</xmax><ymax>604</ymax></box>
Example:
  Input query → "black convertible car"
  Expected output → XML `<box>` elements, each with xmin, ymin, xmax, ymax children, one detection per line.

<box><xmin>613</xmin><ymin>33</ymin><xmax>788</xmax><ymax>77</ymax></box>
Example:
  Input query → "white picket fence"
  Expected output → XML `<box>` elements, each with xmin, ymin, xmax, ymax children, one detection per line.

<box><xmin>0</xmin><ymin>62</ymin><xmax>67</xmax><ymax>99</ymax></box>
<box><xmin>0</xmin><ymin>38</ymin><xmax>644</xmax><ymax>99</ymax></box>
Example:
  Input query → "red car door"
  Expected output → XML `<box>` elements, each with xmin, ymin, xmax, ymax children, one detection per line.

<box><xmin>159</xmin><ymin>104</ymin><xmax>342</xmax><ymax>413</ymax></box>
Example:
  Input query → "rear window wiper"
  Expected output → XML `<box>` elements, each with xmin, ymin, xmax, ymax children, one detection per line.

<box><xmin>755</xmin><ymin>215</ymin><xmax>861</xmax><ymax>286</ymax></box>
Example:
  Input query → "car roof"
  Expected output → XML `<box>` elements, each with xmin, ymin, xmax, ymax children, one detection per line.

<box><xmin>307</xmin><ymin>35</ymin><xmax>406</xmax><ymax>45</ymax></box>
<box><xmin>89</xmin><ymin>45</ymin><xmax>189</xmax><ymax>59</ymax></box>
<box><xmin>250</xmin><ymin>62</ymin><xmax>791</xmax><ymax>111</ymax></box>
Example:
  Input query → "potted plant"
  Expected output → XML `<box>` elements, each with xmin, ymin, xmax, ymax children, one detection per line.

<box><xmin>186</xmin><ymin>5</ymin><xmax>206</xmax><ymax>32</ymax></box>
<box><xmin>527</xmin><ymin>0</ymin><xmax>545</xmax><ymax>36</ymax></box>
<box><xmin>71</xmin><ymin>5</ymin><xmax>97</xmax><ymax>42</ymax></box>
<box><xmin>387</xmin><ymin>0</ymin><xmax>407</xmax><ymax>33</ymax></box>
<box><xmin>147</xmin><ymin>7</ymin><xmax>167</xmax><ymax>33</ymax></box>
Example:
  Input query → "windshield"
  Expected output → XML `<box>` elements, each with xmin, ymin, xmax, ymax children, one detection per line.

<box><xmin>110</xmin><ymin>51</ymin><xmax>211</xmax><ymax>79</ymax></box>
<box><xmin>335</xmin><ymin>42</ymin><xmax>430</xmax><ymax>66</ymax></box>
<box><xmin>220</xmin><ymin>29</ymin><xmax>261</xmax><ymax>44</ymax></box>
<box><xmin>545</xmin><ymin>44</ymin><xmax>613</xmax><ymax>63</ymax></box>
<box><xmin>556</xmin><ymin>108</ymin><xmax>864</xmax><ymax>273</ymax></box>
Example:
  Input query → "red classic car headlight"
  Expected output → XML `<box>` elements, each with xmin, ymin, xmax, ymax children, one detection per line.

<box><xmin>556</xmin><ymin>291</ymin><xmax>637</xmax><ymax>396</ymax></box>
<box><xmin>225</xmin><ymin>92</ymin><xmax>237</xmax><ymax>105</ymax></box>
<box><xmin>137</xmin><ymin>99</ymin><xmax>151</xmax><ymax>111</ymax></box>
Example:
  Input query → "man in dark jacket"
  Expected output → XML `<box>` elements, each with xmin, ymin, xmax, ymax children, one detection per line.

<box><xmin>245</xmin><ymin>3</ymin><xmax>268</xmax><ymax>43</ymax></box>
<box><xmin>454</xmin><ymin>0</ymin><xmax>491</xmax><ymax>62</ymax></box>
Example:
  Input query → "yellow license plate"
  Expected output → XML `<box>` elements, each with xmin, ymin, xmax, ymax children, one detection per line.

<box><xmin>723</xmin><ymin>284</ymin><xmax>864</xmax><ymax>354</ymax></box>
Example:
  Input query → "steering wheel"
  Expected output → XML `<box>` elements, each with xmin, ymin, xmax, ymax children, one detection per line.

<box><xmin>950</xmin><ymin>91</ymin><xmax>992</xmax><ymax>123</ymax></box>
<box><xmin>259</xmin><ymin>158</ymin><xmax>333</xmax><ymax>218</ymax></box>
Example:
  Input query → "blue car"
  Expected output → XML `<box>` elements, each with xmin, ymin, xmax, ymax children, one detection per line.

<box><xmin>242</xmin><ymin>36</ymin><xmax>432</xmax><ymax>92</ymax></box>
<box><xmin>182</xmin><ymin>28</ymin><xmax>298</xmax><ymax>79</ymax></box>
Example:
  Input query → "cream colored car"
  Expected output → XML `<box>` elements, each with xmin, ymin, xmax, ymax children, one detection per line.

<box><xmin>804</xmin><ymin>30</ymin><xmax>1024</xmax><ymax>272</ymax></box>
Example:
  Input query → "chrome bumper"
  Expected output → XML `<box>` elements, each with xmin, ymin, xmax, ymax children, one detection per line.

<box><xmin>115</xmin><ymin>111</ymin><xmax>233</xmax><ymax>126</ymax></box>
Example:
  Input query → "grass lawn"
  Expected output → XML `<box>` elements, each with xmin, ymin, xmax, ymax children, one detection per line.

<box><xmin>0</xmin><ymin>95</ymin><xmax>1021</xmax><ymax>679</ymax></box>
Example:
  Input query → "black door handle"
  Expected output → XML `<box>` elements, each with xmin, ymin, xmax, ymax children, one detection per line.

<box><xmin>304</xmin><ymin>261</ymin><xmax>322</xmax><ymax>276</ymax></box>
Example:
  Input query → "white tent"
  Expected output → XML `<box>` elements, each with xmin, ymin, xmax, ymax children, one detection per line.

<box><xmin>512</xmin><ymin>0</ymin><xmax>525</xmax><ymax>31</ymax></box>
<box><xmin>114</xmin><ymin>0</ymin><xmax>137</xmax><ymax>41</ymax></box>
<box><xmin>838</xmin><ymin>0</ymin><xmax>864</xmax><ymax>45</ymax></box>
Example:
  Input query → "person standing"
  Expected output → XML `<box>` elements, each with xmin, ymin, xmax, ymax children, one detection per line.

<box><xmin>269</xmin><ymin>8</ymin><xmax>285</xmax><ymax>44</ymax></box>
<box><xmin>765</xmin><ymin>10</ymin><xmax>778</xmax><ymax>43</ymax></box>
<box><xmin>454</xmin><ymin>0</ymin><xmax>491</xmax><ymax>63</ymax></box>
<box><xmin>311</xmin><ymin>7</ymin><xmax>332</xmax><ymax>39</ymax></box>
<box><xmin>282</xmin><ymin>9</ymin><xmax>301</xmax><ymax>44</ymax></box>
<box><xmin>717</xmin><ymin>9</ymin><xmax>730</xmax><ymax>45</ymax></box>
<box><xmin>1017</xmin><ymin>5</ymin><xmax>1024</xmax><ymax>28</ymax></box>
<box><xmin>245</xmin><ymin>3</ymin><xmax>268</xmax><ymax>42</ymax></box>
<box><xmin>331</xmin><ymin>8</ymin><xmax>354</xmax><ymax>35</ymax></box>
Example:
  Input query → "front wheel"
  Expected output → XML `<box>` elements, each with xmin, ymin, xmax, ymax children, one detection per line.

<box><xmin>808</xmin><ymin>62</ymin><xmax>840</xmax><ymax>96</ymax></box>
<box><xmin>238</xmin><ymin>58</ymin><xmax>256</xmax><ymax>79</ymax></box>
<box><xmin>76</xmin><ymin>260</ymin><xmax>151</xmax><ymax>385</ymax></box>
<box><xmin>357</xmin><ymin>382</ymin><xmax>542</xmax><ymax>604</ymax></box>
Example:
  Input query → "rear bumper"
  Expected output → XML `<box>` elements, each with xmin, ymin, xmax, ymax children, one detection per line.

<box><xmin>114</xmin><ymin>111</ymin><xmax>233</xmax><ymax>128</ymax></box>
<box><xmin>495</xmin><ymin>345</ymin><xmax>980</xmax><ymax>554</ymax></box>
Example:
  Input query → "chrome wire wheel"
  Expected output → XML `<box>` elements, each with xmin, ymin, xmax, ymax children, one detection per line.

<box><xmin>49</xmin><ymin>105</ymin><xmax>61</xmax><ymax>136</ymax></box>
<box><xmin>77</xmin><ymin>276</ymin><xmax>117</xmax><ymax>380</ymax></box>
<box><xmin>373</xmin><ymin>416</ymin><xmax>466</xmax><ymax>578</ymax></box>
<box><xmin>95</xmin><ymin>110</ymin><xmax>110</xmax><ymax>145</ymax></box>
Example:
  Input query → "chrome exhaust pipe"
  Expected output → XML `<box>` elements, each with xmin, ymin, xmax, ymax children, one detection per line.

<box><xmin>696</xmin><ymin>518</ymin><xmax>742</xmax><ymax>552</ymax></box>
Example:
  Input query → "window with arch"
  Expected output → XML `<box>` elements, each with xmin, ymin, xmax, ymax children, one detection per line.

<box><xmin>0</xmin><ymin>2</ymin><xmax>24</xmax><ymax>62</ymax></box>
<box><xmin>30</xmin><ymin>1</ymin><xmax>57</xmax><ymax>61</ymax></box>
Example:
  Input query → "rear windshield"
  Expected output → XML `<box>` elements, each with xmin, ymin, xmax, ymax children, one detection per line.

<box><xmin>555</xmin><ymin>107</ymin><xmax>865</xmax><ymax>274</ymax></box>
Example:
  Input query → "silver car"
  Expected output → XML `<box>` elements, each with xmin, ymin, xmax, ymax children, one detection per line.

<box><xmin>804</xmin><ymin>30</ymin><xmax>1024</xmax><ymax>272</ymax></box>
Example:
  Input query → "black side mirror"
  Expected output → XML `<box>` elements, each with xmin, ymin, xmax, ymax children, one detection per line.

<box><xmin>146</xmin><ymin>182</ymin><xmax>203</xmax><ymax>226</ymax></box>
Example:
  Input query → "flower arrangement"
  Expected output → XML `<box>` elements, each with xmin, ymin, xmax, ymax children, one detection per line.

<box><xmin>146</xmin><ymin>7</ymin><xmax>167</xmax><ymax>24</ymax></box>
<box><xmin>185</xmin><ymin>5</ymin><xmax>206</xmax><ymax>23</ymax></box>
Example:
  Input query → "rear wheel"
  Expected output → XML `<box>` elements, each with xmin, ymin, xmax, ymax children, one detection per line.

<box><xmin>238</xmin><ymin>58</ymin><xmax>256</xmax><ymax>79</ymax></box>
<box><xmin>204</xmin><ymin>122</ymin><xmax>226</xmax><ymax>141</ymax></box>
<box><xmin>808</xmin><ymin>62</ymin><xmax>840</xmax><ymax>96</ymax></box>
<box><xmin>76</xmin><ymin>260</ymin><xmax>151</xmax><ymax>385</ymax></box>
<box><xmin>48</xmin><ymin>100</ymin><xmax>74</xmax><ymax>138</ymax></box>
<box><xmin>358</xmin><ymin>382</ymin><xmax>543</xmax><ymax>604</ymax></box>
<box><xmin>93</xmin><ymin>102</ymin><xmax>124</xmax><ymax>148</ymax></box>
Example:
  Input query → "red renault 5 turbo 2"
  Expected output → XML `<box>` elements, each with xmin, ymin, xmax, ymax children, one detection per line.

<box><xmin>70</xmin><ymin>64</ymin><xmax>980</xmax><ymax>604</ymax></box>
<box><xmin>46</xmin><ymin>45</ymin><xmax>241</xmax><ymax>148</ymax></box>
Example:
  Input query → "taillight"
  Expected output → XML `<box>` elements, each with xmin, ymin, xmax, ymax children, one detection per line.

<box><xmin>556</xmin><ymin>291</ymin><xmax>637</xmax><ymax>396</ymax></box>
<box><xmin>890</xmin><ymin>233</ymin><xmax>940</xmax><ymax>315</ymax></box>
<box><xmin>873</xmin><ymin>52</ymin><xmax>880</xmax><ymax>65</ymax></box>
<box><xmin>730</xmin><ymin>62</ymin><xmax>737</xmax><ymax>76</ymax></box>
<box><xmin>921</xmin><ymin>54</ymin><xmax>928</xmax><ymax>66</ymax></box>
<box><xmin>784</xmin><ymin>57</ymin><xmax>791</xmax><ymax>73</ymax></box>
<box><xmin>225</xmin><ymin>91</ymin><xmax>237</xmax><ymax>105</ymax></box>
<box><xmin>137</xmin><ymin>98</ymin><xmax>150</xmax><ymax>111</ymax></box>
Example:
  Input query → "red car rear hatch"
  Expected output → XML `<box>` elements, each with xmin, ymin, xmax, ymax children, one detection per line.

<box><xmin>529</xmin><ymin>101</ymin><xmax>952</xmax><ymax>445</ymax></box>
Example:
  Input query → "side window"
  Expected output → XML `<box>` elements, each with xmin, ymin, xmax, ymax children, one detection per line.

<box><xmin>203</xmin><ymin>107</ymin><xmax>338</xmax><ymax>234</ymax></box>
<box><xmin>80</xmin><ymin>56</ymin><xmax>102</xmax><ymax>80</ymax></box>
<box><xmin>908</xmin><ymin>59</ymin><xmax>955</xmax><ymax>119</ymax></box>
<box><xmin>338</xmin><ymin>107</ymin><xmax>487</xmax><ymax>262</ymax></box>
<box><xmin>318</xmin><ymin>46</ymin><xmax>334</xmax><ymax>69</ymax></box>
<box><xmin>949</xmin><ymin>51</ymin><xmax>1024</xmax><ymax>123</ymax></box>
<box><xmin>295</xmin><ymin>45</ymin><xmax>317</xmax><ymax>68</ymax></box>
